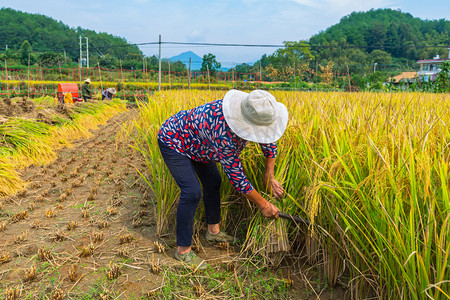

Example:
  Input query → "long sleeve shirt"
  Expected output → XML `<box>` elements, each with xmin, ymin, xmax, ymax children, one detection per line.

<box><xmin>102</xmin><ymin>89</ymin><xmax>113</xmax><ymax>100</ymax></box>
<box><xmin>157</xmin><ymin>99</ymin><xmax>277</xmax><ymax>194</ymax></box>
<box><xmin>81</xmin><ymin>83</ymin><xmax>92</xmax><ymax>97</ymax></box>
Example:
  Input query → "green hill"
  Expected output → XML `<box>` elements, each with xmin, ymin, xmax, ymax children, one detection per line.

<box><xmin>0</xmin><ymin>7</ymin><xmax>142</xmax><ymax>68</ymax></box>
<box><xmin>309</xmin><ymin>9</ymin><xmax>449</xmax><ymax>69</ymax></box>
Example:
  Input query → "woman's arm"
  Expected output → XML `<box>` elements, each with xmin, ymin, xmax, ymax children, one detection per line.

<box><xmin>244</xmin><ymin>189</ymin><xmax>280</xmax><ymax>218</ymax></box>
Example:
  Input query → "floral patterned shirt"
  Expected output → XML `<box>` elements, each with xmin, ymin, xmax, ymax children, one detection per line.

<box><xmin>157</xmin><ymin>99</ymin><xmax>277</xmax><ymax>194</ymax></box>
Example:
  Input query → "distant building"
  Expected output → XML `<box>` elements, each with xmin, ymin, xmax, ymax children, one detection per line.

<box><xmin>417</xmin><ymin>47</ymin><xmax>450</xmax><ymax>82</ymax></box>
<box><xmin>388</xmin><ymin>71</ymin><xmax>417</xmax><ymax>84</ymax></box>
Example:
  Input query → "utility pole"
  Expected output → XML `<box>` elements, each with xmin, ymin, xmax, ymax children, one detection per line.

<box><xmin>79</xmin><ymin>36</ymin><xmax>82</xmax><ymax>68</ymax></box>
<box><xmin>64</xmin><ymin>50</ymin><xmax>66</xmax><ymax>63</ymax></box>
<box><xmin>158</xmin><ymin>34</ymin><xmax>162</xmax><ymax>91</ymax></box>
<box><xmin>168</xmin><ymin>60</ymin><xmax>171</xmax><ymax>89</ymax></box>
<box><xmin>28</xmin><ymin>53</ymin><xmax>30</xmax><ymax>98</ymax></box>
<box><xmin>85</xmin><ymin>37</ymin><xmax>89</xmax><ymax>68</ymax></box>
<box><xmin>5</xmin><ymin>60</ymin><xmax>8</xmax><ymax>95</ymax></box>
<box><xmin>259</xmin><ymin>61</ymin><xmax>262</xmax><ymax>82</ymax></box>
<box><xmin>293</xmin><ymin>61</ymin><xmax>296</xmax><ymax>90</ymax></box>
<box><xmin>188</xmin><ymin>58</ymin><xmax>191</xmax><ymax>90</ymax></box>
<box><xmin>206</xmin><ymin>64</ymin><xmax>210</xmax><ymax>90</ymax></box>
<box><xmin>372</xmin><ymin>62</ymin><xmax>377</xmax><ymax>85</ymax></box>
<box><xmin>347</xmin><ymin>65</ymin><xmax>351</xmax><ymax>91</ymax></box>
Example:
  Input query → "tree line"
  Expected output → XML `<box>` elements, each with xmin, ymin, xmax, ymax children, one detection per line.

<box><xmin>0</xmin><ymin>8</ymin><xmax>448</xmax><ymax>91</ymax></box>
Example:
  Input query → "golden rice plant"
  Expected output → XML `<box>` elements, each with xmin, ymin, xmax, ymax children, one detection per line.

<box><xmin>52</xmin><ymin>288</ymin><xmax>64</xmax><ymax>300</ymax></box>
<box><xmin>14</xmin><ymin>230</ymin><xmax>28</xmax><ymax>243</ymax></box>
<box><xmin>149</xmin><ymin>253</ymin><xmax>161</xmax><ymax>275</ymax></box>
<box><xmin>97</xmin><ymin>220</ymin><xmax>108</xmax><ymax>229</ymax></box>
<box><xmin>37</xmin><ymin>246</ymin><xmax>52</xmax><ymax>261</ymax></box>
<box><xmin>81</xmin><ymin>207</ymin><xmax>90</xmax><ymax>218</ymax></box>
<box><xmin>153</xmin><ymin>240</ymin><xmax>165</xmax><ymax>253</ymax></box>
<box><xmin>23</xmin><ymin>264</ymin><xmax>37</xmax><ymax>282</ymax></box>
<box><xmin>79</xmin><ymin>244</ymin><xmax>95</xmax><ymax>258</ymax></box>
<box><xmin>66</xmin><ymin>221</ymin><xmax>78</xmax><ymax>231</ymax></box>
<box><xmin>4</xmin><ymin>286</ymin><xmax>19</xmax><ymax>300</ymax></box>
<box><xmin>30</xmin><ymin>220</ymin><xmax>43</xmax><ymax>229</ymax></box>
<box><xmin>119</xmin><ymin>234</ymin><xmax>133</xmax><ymax>245</ymax></box>
<box><xmin>0</xmin><ymin>251</ymin><xmax>11</xmax><ymax>264</ymax></box>
<box><xmin>92</xmin><ymin>231</ymin><xmax>105</xmax><ymax>243</ymax></box>
<box><xmin>106</xmin><ymin>207</ymin><xmax>117</xmax><ymax>216</ymax></box>
<box><xmin>106</xmin><ymin>261</ymin><xmax>121</xmax><ymax>280</ymax></box>
<box><xmin>45</xmin><ymin>209</ymin><xmax>56</xmax><ymax>218</ymax></box>
<box><xmin>272</xmin><ymin>91</ymin><xmax>450</xmax><ymax>299</ymax></box>
<box><xmin>0</xmin><ymin>221</ymin><xmax>6</xmax><ymax>231</ymax></box>
<box><xmin>11</xmin><ymin>210</ymin><xmax>27</xmax><ymax>223</ymax></box>
<box><xmin>117</xmin><ymin>247</ymin><xmax>129</xmax><ymax>258</ymax></box>
<box><xmin>68</xmin><ymin>265</ymin><xmax>78</xmax><ymax>282</ymax></box>
<box><xmin>52</xmin><ymin>230</ymin><xmax>66</xmax><ymax>242</ymax></box>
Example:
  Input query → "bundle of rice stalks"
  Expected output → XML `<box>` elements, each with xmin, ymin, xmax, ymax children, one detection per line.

<box><xmin>0</xmin><ymin>159</ymin><xmax>24</xmax><ymax>196</ymax></box>
<box><xmin>242</xmin><ymin>211</ymin><xmax>290</xmax><ymax>267</ymax></box>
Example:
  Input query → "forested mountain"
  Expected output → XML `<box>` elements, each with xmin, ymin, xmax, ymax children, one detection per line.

<box><xmin>309</xmin><ymin>9</ymin><xmax>449</xmax><ymax>71</ymax></box>
<box><xmin>0</xmin><ymin>8</ymin><xmax>142</xmax><ymax>68</ymax></box>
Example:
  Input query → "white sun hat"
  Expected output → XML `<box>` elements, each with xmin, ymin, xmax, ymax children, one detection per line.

<box><xmin>107</xmin><ymin>88</ymin><xmax>117</xmax><ymax>94</ymax></box>
<box><xmin>222</xmin><ymin>89</ymin><xmax>288</xmax><ymax>144</ymax></box>
<box><xmin>84</xmin><ymin>78</ymin><xmax>91</xmax><ymax>83</ymax></box>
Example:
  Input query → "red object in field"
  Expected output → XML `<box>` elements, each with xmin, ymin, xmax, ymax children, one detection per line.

<box><xmin>57</xmin><ymin>83</ymin><xmax>84</xmax><ymax>103</ymax></box>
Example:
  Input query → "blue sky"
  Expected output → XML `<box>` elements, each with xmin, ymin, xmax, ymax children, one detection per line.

<box><xmin>2</xmin><ymin>0</ymin><xmax>449</xmax><ymax>67</ymax></box>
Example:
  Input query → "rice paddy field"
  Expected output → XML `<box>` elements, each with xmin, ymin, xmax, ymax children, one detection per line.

<box><xmin>127</xmin><ymin>89</ymin><xmax>450</xmax><ymax>300</ymax></box>
<box><xmin>0</xmin><ymin>89</ymin><xmax>449</xmax><ymax>299</ymax></box>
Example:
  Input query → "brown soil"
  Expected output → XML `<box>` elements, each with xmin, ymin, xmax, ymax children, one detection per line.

<box><xmin>0</xmin><ymin>97</ymin><xmax>36</xmax><ymax>119</ymax></box>
<box><xmin>0</xmin><ymin>108</ymin><xmax>347</xmax><ymax>299</ymax></box>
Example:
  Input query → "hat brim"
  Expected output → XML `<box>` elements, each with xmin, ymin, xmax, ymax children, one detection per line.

<box><xmin>222</xmin><ymin>89</ymin><xmax>288</xmax><ymax>144</ymax></box>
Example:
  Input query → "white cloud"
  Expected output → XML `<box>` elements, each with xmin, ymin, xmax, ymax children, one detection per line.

<box><xmin>187</xmin><ymin>30</ymin><xmax>206</xmax><ymax>42</ymax></box>
<box><xmin>290</xmin><ymin>0</ymin><xmax>396</xmax><ymax>14</ymax></box>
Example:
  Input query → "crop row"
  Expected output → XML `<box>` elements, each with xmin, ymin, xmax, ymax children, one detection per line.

<box><xmin>0</xmin><ymin>98</ymin><xmax>127</xmax><ymax>196</ymax></box>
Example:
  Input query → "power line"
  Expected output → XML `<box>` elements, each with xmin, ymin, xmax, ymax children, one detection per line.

<box><xmin>1</xmin><ymin>41</ymin><xmax>448</xmax><ymax>53</ymax></box>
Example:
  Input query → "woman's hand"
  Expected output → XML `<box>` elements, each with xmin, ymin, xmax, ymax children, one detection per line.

<box><xmin>260</xmin><ymin>201</ymin><xmax>280</xmax><ymax>219</ymax></box>
<box><xmin>264</xmin><ymin>174</ymin><xmax>284</xmax><ymax>199</ymax></box>
<box><xmin>264</xmin><ymin>157</ymin><xmax>284</xmax><ymax>199</ymax></box>
<box><xmin>244</xmin><ymin>189</ymin><xmax>280</xmax><ymax>219</ymax></box>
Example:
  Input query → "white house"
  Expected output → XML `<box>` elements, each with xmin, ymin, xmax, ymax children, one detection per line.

<box><xmin>417</xmin><ymin>47</ymin><xmax>450</xmax><ymax>81</ymax></box>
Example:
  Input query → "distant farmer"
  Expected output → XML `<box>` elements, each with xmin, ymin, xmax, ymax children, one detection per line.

<box><xmin>81</xmin><ymin>78</ymin><xmax>93</xmax><ymax>102</ymax></box>
<box><xmin>101</xmin><ymin>88</ymin><xmax>117</xmax><ymax>100</ymax></box>
<box><xmin>158</xmin><ymin>89</ymin><xmax>288</xmax><ymax>269</ymax></box>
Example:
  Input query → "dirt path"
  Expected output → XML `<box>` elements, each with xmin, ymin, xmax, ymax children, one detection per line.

<box><xmin>0</xmin><ymin>109</ymin><xmax>178</xmax><ymax>298</ymax></box>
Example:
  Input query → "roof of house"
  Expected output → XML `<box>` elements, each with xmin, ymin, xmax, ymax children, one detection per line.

<box><xmin>388</xmin><ymin>72</ymin><xmax>417</xmax><ymax>82</ymax></box>
<box><xmin>417</xmin><ymin>58</ymin><xmax>450</xmax><ymax>64</ymax></box>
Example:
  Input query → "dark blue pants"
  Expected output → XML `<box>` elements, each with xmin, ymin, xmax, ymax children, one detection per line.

<box><xmin>158</xmin><ymin>140</ymin><xmax>222</xmax><ymax>247</ymax></box>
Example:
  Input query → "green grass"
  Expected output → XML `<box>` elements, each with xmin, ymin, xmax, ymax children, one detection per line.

<box><xmin>151</xmin><ymin>265</ymin><xmax>294</xmax><ymax>300</ymax></box>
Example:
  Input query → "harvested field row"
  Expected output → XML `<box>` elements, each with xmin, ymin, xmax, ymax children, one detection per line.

<box><xmin>1</xmin><ymin>98</ymin><xmax>318</xmax><ymax>299</ymax></box>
